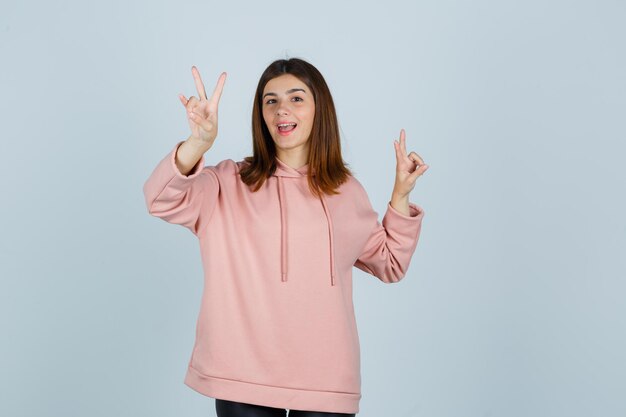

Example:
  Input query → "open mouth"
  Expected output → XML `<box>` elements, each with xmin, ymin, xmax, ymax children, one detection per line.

<box><xmin>277</xmin><ymin>123</ymin><xmax>297</xmax><ymax>133</ymax></box>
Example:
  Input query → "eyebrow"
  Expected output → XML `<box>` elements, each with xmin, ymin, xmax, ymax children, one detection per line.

<box><xmin>263</xmin><ymin>88</ymin><xmax>306</xmax><ymax>99</ymax></box>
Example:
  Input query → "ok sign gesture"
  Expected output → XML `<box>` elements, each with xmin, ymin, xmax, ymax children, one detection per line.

<box><xmin>393</xmin><ymin>129</ymin><xmax>429</xmax><ymax>198</ymax></box>
<box><xmin>178</xmin><ymin>66</ymin><xmax>227</xmax><ymax>149</ymax></box>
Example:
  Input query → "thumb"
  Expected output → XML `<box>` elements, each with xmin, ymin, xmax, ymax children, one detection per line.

<box><xmin>409</xmin><ymin>164</ymin><xmax>428</xmax><ymax>181</ymax></box>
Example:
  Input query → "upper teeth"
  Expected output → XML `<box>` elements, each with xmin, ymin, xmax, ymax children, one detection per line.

<box><xmin>278</xmin><ymin>123</ymin><xmax>296</xmax><ymax>127</ymax></box>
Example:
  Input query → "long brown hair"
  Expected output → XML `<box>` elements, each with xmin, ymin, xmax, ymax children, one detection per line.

<box><xmin>239</xmin><ymin>57</ymin><xmax>353</xmax><ymax>198</ymax></box>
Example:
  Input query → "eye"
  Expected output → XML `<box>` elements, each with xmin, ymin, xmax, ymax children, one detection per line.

<box><xmin>292</xmin><ymin>96</ymin><xmax>303</xmax><ymax>102</ymax></box>
<box><xmin>265</xmin><ymin>99</ymin><xmax>276</xmax><ymax>105</ymax></box>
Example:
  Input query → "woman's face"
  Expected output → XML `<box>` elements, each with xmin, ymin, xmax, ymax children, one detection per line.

<box><xmin>262</xmin><ymin>74</ymin><xmax>315</xmax><ymax>161</ymax></box>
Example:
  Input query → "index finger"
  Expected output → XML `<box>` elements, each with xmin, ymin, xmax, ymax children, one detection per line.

<box><xmin>191</xmin><ymin>66</ymin><xmax>207</xmax><ymax>100</ymax></box>
<box><xmin>399</xmin><ymin>129</ymin><xmax>407</xmax><ymax>155</ymax></box>
<box><xmin>208</xmin><ymin>72</ymin><xmax>227</xmax><ymax>108</ymax></box>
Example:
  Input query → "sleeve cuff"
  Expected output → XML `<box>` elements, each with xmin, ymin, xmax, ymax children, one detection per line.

<box><xmin>386</xmin><ymin>201</ymin><xmax>424</xmax><ymax>219</ymax></box>
<box><xmin>170</xmin><ymin>140</ymin><xmax>205</xmax><ymax>179</ymax></box>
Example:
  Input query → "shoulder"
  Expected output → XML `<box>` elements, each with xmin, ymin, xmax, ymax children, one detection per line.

<box><xmin>341</xmin><ymin>174</ymin><xmax>370</xmax><ymax>201</ymax></box>
<box><xmin>202</xmin><ymin>158</ymin><xmax>241</xmax><ymax>177</ymax></box>
<box><xmin>333</xmin><ymin>174</ymin><xmax>377</xmax><ymax>216</ymax></box>
<box><xmin>187</xmin><ymin>159</ymin><xmax>237</xmax><ymax>189</ymax></box>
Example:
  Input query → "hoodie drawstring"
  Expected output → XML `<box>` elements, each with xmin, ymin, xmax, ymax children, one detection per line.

<box><xmin>274</xmin><ymin>161</ymin><xmax>337</xmax><ymax>286</ymax></box>
<box><xmin>277</xmin><ymin>176</ymin><xmax>288</xmax><ymax>283</ymax></box>
<box><xmin>319</xmin><ymin>194</ymin><xmax>337</xmax><ymax>286</ymax></box>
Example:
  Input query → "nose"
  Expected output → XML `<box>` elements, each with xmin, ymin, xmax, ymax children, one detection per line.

<box><xmin>275</xmin><ymin>101</ymin><xmax>290</xmax><ymax>116</ymax></box>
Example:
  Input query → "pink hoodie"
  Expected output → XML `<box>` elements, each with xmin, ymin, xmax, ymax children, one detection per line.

<box><xmin>143</xmin><ymin>140</ymin><xmax>425</xmax><ymax>414</ymax></box>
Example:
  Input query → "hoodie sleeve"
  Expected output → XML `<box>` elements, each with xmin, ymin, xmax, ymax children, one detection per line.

<box><xmin>143</xmin><ymin>140</ymin><xmax>220</xmax><ymax>236</ymax></box>
<box><xmin>353</xmin><ymin>193</ymin><xmax>425</xmax><ymax>283</ymax></box>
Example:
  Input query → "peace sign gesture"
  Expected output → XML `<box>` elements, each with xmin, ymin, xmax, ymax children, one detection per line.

<box><xmin>392</xmin><ymin>129</ymin><xmax>429</xmax><ymax>198</ymax></box>
<box><xmin>178</xmin><ymin>66</ymin><xmax>227</xmax><ymax>149</ymax></box>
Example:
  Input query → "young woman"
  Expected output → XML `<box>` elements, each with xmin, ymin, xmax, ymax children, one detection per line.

<box><xmin>143</xmin><ymin>58</ymin><xmax>429</xmax><ymax>417</ymax></box>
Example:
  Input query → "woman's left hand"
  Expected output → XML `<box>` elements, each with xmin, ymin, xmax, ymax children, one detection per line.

<box><xmin>392</xmin><ymin>129</ymin><xmax>429</xmax><ymax>198</ymax></box>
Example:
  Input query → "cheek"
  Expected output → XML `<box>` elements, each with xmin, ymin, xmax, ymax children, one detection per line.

<box><xmin>299</xmin><ymin>107</ymin><xmax>315</xmax><ymax>124</ymax></box>
<box><xmin>307</xmin><ymin>105</ymin><xmax>315</xmax><ymax>122</ymax></box>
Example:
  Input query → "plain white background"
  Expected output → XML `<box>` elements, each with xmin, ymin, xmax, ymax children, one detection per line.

<box><xmin>1</xmin><ymin>1</ymin><xmax>624</xmax><ymax>416</ymax></box>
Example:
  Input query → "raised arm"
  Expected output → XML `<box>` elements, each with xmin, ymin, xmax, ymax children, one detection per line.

<box><xmin>353</xmin><ymin>196</ymin><xmax>425</xmax><ymax>283</ymax></box>
<box><xmin>354</xmin><ymin>129</ymin><xmax>428</xmax><ymax>282</ymax></box>
<box><xmin>143</xmin><ymin>140</ymin><xmax>220</xmax><ymax>236</ymax></box>
<box><xmin>143</xmin><ymin>66</ymin><xmax>227</xmax><ymax>236</ymax></box>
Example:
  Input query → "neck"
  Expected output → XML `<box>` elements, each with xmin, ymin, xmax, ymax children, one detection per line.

<box><xmin>276</xmin><ymin>148</ymin><xmax>309</xmax><ymax>170</ymax></box>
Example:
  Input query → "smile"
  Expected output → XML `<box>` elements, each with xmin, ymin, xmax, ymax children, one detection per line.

<box><xmin>277</xmin><ymin>123</ymin><xmax>297</xmax><ymax>136</ymax></box>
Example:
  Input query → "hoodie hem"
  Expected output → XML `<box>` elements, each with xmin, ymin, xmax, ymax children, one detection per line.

<box><xmin>184</xmin><ymin>365</ymin><xmax>361</xmax><ymax>414</ymax></box>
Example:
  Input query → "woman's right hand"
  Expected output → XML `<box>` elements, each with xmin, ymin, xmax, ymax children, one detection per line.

<box><xmin>178</xmin><ymin>66</ymin><xmax>227</xmax><ymax>149</ymax></box>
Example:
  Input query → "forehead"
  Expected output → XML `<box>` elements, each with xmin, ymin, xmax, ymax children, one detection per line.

<box><xmin>263</xmin><ymin>74</ymin><xmax>307</xmax><ymax>93</ymax></box>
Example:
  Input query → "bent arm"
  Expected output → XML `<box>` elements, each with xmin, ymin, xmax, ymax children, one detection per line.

<box><xmin>354</xmin><ymin>201</ymin><xmax>425</xmax><ymax>283</ymax></box>
<box><xmin>143</xmin><ymin>140</ymin><xmax>219</xmax><ymax>236</ymax></box>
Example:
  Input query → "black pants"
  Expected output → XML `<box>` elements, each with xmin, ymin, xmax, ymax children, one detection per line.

<box><xmin>215</xmin><ymin>398</ymin><xmax>357</xmax><ymax>417</ymax></box>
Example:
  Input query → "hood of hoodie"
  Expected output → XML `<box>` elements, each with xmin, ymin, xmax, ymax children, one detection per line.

<box><xmin>272</xmin><ymin>157</ymin><xmax>338</xmax><ymax>286</ymax></box>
